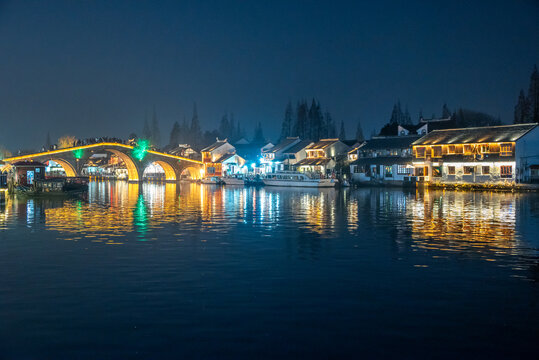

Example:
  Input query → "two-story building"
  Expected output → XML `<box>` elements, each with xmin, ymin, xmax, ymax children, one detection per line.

<box><xmin>349</xmin><ymin>135</ymin><xmax>418</xmax><ymax>185</ymax></box>
<box><xmin>201</xmin><ymin>139</ymin><xmax>243</xmax><ymax>177</ymax></box>
<box><xmin>260</xmin><ymin>137</ymin><xmax>302</xmax><ymax>173</ymax></box>
<box><xmin>411</xmin><ymin>123</ymin><xmax>539</xmax><ymax>185</ymax></box>
<box><xmin>295</xmin><ymin>139</ymin><xmax>349</xmax><ymax>175</ymax></box>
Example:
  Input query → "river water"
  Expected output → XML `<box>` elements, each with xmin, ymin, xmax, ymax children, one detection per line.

<box><xmin>1</xmin><ymin>182</ymin><xmax>538</xmax><ymax>359</ymax></box>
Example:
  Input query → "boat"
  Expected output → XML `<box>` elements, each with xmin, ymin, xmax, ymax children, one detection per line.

<box><xmin>262</xmin><ymin>171</ymin><xmax>337</xmax><ymax>188</ymax></box>
<box><xmin>222</xmin><ymin>174</ymin><xmax>245</xmax><ymax>186</ymax></box>
<box><xmin>14</xmin><ymin>178</ymin><xmax>88</xmax><ymax>196</ymax></box>
<box><xmin>200</xmin><ymin>176</ymin><xmax>222</xmax><ymax>185</ymax></box>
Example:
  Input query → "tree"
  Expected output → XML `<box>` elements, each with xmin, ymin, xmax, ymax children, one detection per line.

<box><xmin>389</xmin><ymin>101</ymin><xmax>404</xmax><ymax>124</ymax></box>
<box><xmin>514</xmin><ymin>90</ymin><xmax>531</xmax><ymax>124</ymax></box>
<box><xmin>190</xmin><ymin>102</ymin><xmax>202</xmax><ymax>149</ymax></box>
<box><xmin>218</xmin><ymin>113</ymin><xmax>230</xmax><ymax>139</ymax></box>
<box><xmin>151</xmin><ymin>106</ymin><xmax>161</xmax><ymax>148</ymax></box>
<box><xmin>528</xmin><ymin>65</ymin><xmax>539</xmax><ymax>123</ymax></box>
<box><xmin>403</xmin><ymin>105</ymin><xmax>412</xmax><ymax>125</ymax></box>
<box><xmin>442</xmin><ymin>103</ymin><xmax>451</xmax><ymax>118</ymax></box>
<box><xmin>169</xmin><ymin>121</ymin><xmax>181</xmax><ymax>146</ymax></box>
<box><xmin>339</xmin><ymin>121</ymin><xmax>346</xmax><ymax>140</ymax></box>
<box><xmin>45</xmin><ymin>132</ymin><xmax>51</xmax><ymax>149</ymax></box>
<box><xmin>280</xmin><ymin>101</ymin><xmax>294</xmax><ymax>140</ymax></box>
<box><xmin>142</xmin><ymin>112</ymin><xmax>152</xmax><ymax>140</ymax></box>
<box><xmin>308</xmin><ymin>99</ymin><xmax>324</xmax><ymax>141</ymax></box>
<box><xmin>294</xmin><ymin>100</ymin><xmax>309</xmax><ymax>139</ymax></box>
<box><xmin>325</xmin><ymin>111</ymin><xmax>336</xmax><ymax>138</ymax></box>
<box><xmin>58</xmin><ymin>135</ymin><xmax>77</xmax><ymax>149</ymax></box>
<box><xmin>355</xmin><ymin>119</ymin><xmax>365</xmax><ymax>142</ymax></box>
<box><xmin>253</xmin><ymin>122</ymin><xmax>264</xmax><ymax>144</ymax></box>
<box><xmin>0</xmin><ymin>145</ymin><xmax>11</xmax><ymax>160</ymax></box>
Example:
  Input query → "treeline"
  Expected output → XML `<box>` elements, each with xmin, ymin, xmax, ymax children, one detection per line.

<box><xmin>140</xmin><ymin>103</ymin><xmax>255</xmax><ymax>151</ymax></box>
<box><xmin>514</xmin><ymin>65</ymin><xmax>539</xmax><ymax>124</ymax></box>
<box><xmin>279</xmin><ymin>99</ymin><xmax>345</xmax><ymax>141</ymax></box>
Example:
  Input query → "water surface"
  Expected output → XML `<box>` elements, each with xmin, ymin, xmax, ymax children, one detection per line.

<box><xmin>1</xmin><ymin>182</ymin><xmax>538</xmax><ymax>359</ymax></box>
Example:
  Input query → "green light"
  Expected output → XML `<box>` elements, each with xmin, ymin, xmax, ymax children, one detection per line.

<box><xmin>132</xmin><ymin>139</ymin><xmax>149</xmax><ymax>161</ymax></box>
<box><xmin>72</xmin><ymin>148</ymin><xmax>84</xmax><ymax>159</ymax></box>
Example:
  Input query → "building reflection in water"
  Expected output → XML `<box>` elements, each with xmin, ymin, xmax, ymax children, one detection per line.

<box><xmin>406</xmin><ymin>189</ymin><xmax>519</xmax><ymax>257</ymax></box>
<box><xmin>2</xmin><ymin>182</ymin><xmax>532</xmax><ymax>264</ymax></box>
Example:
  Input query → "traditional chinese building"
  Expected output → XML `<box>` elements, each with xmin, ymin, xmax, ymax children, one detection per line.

<box><xmin>349</xmin><ymin>135</ymin><xmax>418</xmax><ymax>185</ymax></box>
<box><xmin>11</xmin><ymin>161</ymin><xmax>46</xmax><ymax>186</ymax></box>
<box><xmin>295</xmin><ymin>139</ymin><xmax>349</xmax><ymax>175</ymax></box>
<box><xmin>260</xmin><ymin>137</ymin><xmax>301</xmax><ymax>173</ymax></box>
<box><xmin>411</xmin><ymin>123</ymin><xmax>539</xmax><ymax>184</ymax></box>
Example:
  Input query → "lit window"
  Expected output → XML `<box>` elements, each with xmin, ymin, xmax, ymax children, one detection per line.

<box><xmin>432</xmin><ymin>146</ymin><xmax>442</xmax><ymax>158</ymax></box>
<box><xmin>463</xmin><ymin>166</ymin><xmax>474</xmax><ymax>175</ymax></box>
<box><xmin>482</xmin><ymin>166</ymin><xmax>490</xmax><ymax>175</ymax></box>
<box><xmin>500</xmin><ymin>165</ymin><xmax>512</xmax><ymax>178</ymax></box>
<box><xmin>447</xmin><ymin>145</ymin><xmax>455</xmax><ymax>154</ymax></box>
<box><xmin>415</xmin><ymin>147</ymin><xmax>426</xmax><ymax>158</ymax></box>
<box><xmin>397</xmin><ymin>165</ymin><xmax>411</xmax><ymax>175</ymax></box>
<box><xmin>500</xmin><ymin>143</ymin><xmax>512</xmax><ymax>156</ymax></box>
<box><xmin>481</xmin><ymin>144</ymin><xmax>490</xmax><ymax>153</ymax></box>
<box><xmin>463</xmin><ymin>145</ymin><xmax>473</xmax><ymax>155</ymax></box>
<box><xmin>447</xmin><ymin>166</ymin><xmax>455</xmax><ymax>175</ymax></box>
<box><xmin>432</xmin><ymin>166</ymin><xmax>441</xmax><ymax>177</ymax></box>
<box><xmin>384</xmin><ymin>166</ymin><xmax>393</xmax><ymax>177</ymax></box>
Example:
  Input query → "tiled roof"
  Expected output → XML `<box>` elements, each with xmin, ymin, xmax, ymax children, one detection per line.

<box><xmin>265</xmin><ymin>137</ymin><xmax>300</xmax><ymax>153</ymax></box>
<box><xmin>201</xmin><ymin>140</ymin><xmax>229</xmax><ymax>152</ymax></box>
<box><xmin>352</xmin><ymin>156</ymin><xmax>412</xmax><ymax>166</ymax></box>
<box><xmin>361</xmin><ymin>136</ymin><xmax>421</xmax><ymax>151</ymax></box>
<box><xmin>412</xmin><ymin>123</ymin><xmax>538</xmax><ymax>146</ymax></box>
<box><xmin>306</xmin><ymin>139</ymin><xmax>340</xmax><ymax>150</ymax></box>
<box><xmin>211</xmin><ymin>153</ymin><xmax>236</xmax><ymax>164</ymax></box>
<box><xmin>283</xmin><ymin>140</ymin><xmax>313</xmax><ymax>154</ymax></box>
<box><xmin>295</xmin><ymin>158</ymin><xmax>331</xmax><ymax>166</ymax></box>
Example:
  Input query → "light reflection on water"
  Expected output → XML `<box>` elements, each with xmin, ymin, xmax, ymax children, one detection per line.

<box><xmin>1</xmin><ymin>182</ymin><xmax>538</xmax><ymax>357</ymax></box>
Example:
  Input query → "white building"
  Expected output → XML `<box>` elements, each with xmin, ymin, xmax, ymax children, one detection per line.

<box><xmin>411</xmin><ymin>123</ymin><xmax>539</xmax><ymax>185</ymax></box>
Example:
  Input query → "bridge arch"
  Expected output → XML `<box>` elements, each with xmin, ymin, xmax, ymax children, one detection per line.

<box><xmin>181</xmin><ymin>166</ymin><xmax>201</xmax><ymax>180</ymax></box>
<box><xmin>106</xmin><ymin>149</ymin><xmax>140</xmax><ymax>182</ymax></box>
<box><xmin>50</xmin><ymin>158</ymin><xmax>77</xmax><ymax>177</ymax></box>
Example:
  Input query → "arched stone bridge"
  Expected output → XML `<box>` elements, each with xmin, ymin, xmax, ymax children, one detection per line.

<box><xmin>2</xmin><ymin>142</ymin><xmax>203</xmax><ymax>182</ymax></box>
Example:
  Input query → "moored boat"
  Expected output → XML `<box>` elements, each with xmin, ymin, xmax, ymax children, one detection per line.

<box><xmin>222</xmin><ymin>174</ymin><xmax>245</xmax><ymax>186</ymax></box>
<box><xmin>200</xmin><ymin>176</ymin><xmax>223</xmax><ymax>185</ymax></box>
<box><xmin>263</xmin><ymin>171</ymin><xmax>337</xmax><ymax>188</ymax></box>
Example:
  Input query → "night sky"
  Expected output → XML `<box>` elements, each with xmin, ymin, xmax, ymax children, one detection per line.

<box><xmin>1</xmin><ymin>0</ymin><xmax>538</xmax><ymax>151</ymax></box>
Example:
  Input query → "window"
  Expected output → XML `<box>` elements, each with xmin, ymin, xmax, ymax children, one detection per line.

<box><xmin>463</xmin><ymin>144</ymin><xmax>473</xmax><ymax>155</ymax></box>
<box><xmin>481</xmin><ymin>144</ymin><xmax>490</xmax><ymax>154</ymax></box>
<box><xmin>432</xmin><ymin>166</ymin><xmax>441</xmax><ymax>177</ymax></box>
<box><xmin>447</xmin><ymin>145</ymin><xmax>456</xmax><ymax>154</ymax></box>
<box><xmin>432</xmin><ymin>146</ymin><xmax>442</xmax><ymax>158</ymax></box>
<box><xmin>482</xmin><ymin>166</ymin><xmax>490</xmax><ymax>175</ymax></box>
<box><xmin>415</xmin><ymin>147</ymin><xmax>426</xmax><ymax>158</ymax></box>
<box><xmin>448</xmin><ymin>166</ymin><xmax>456</xmax><ymax>175</ymax></box>
<box><xmin>415</xmin><ymin>167</ymin><xmax>424</xmax><ymax>176</ymax></box>
<box><xmin>397</xmin><ymin>165</ymin><xmax>411</xmax><ymax>175</ymax></box>
<box><xmin>384</xmin><ymin>166</ymin><xmax>393</xmax><ymax>177</ymax></box>
<box><xmin>500</xmin><ymin>165</ymin><xmax>512</xmax><ymax>178</ymax></box>
<box><xmin>500</xmin><ymin>143</ymin><xmax>512</xmax><ymax>156</ymax></box>
<box><xmin>463</xmin><ymin>166</ymin><xmax>474</xmax><ymax>175</ymax></box>
<box><xmin>207</xmin><ymin>167</ymin><xmax>215</xmax><ymax>174</ymax></box>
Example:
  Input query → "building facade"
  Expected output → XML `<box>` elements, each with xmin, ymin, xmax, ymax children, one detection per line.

<box><xmin>350</xmin><ymin>136</ymin><xmax>418</xmax><ymax>185</ymax></box>
<box><xmin>411</xmin><ymin>123</ymin><xmax>539</xmax><ymax>185</ymax></box>
<box><xmin>295</xmin><ymin>139</ymin><xmax>349</xmax><ymax>175</ymax></box>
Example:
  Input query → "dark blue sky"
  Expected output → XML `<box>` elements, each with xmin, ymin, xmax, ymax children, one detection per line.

<box><xmin>1</xmin><ymin>0</ymin><xmax>538</xmax><ymax>150</ymax></box>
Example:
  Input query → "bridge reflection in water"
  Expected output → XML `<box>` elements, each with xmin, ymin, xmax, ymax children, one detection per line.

<box><xmin>1</xmin><ymin>183</ymin><xmax>536</xmax><ymax>263</ymax></box>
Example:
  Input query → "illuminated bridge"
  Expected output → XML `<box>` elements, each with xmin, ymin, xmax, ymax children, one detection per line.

<box><xmin>2</xmin><ymin>142</ymin><xmax>203</xmax><ymax>182</ymax></box>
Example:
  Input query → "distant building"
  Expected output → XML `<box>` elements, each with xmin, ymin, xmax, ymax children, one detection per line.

<box><xmin>380</xmin><ymin>116</ymin><xmax>456</xmax><ymax>137</ymax></box>
<box><xmin>281</xmin><ymin>140</ymin><xmax>314</xmax><ymax>170</ymax></box>
<box><xmin>350</xmin><ymin>136</ymin><xmax>419</xmax><ymax>185</ymax></box>
<box><xmin>167</xmin><ymin>144</ymin><xmax>200</xmax><ymax>160</ymax></box>
<box><xmin>411</xmin><ymin>123</ymin><xmax>539</xmax><ymax>185</ymax></box>
<box><xmin>295</xmin><ymin>139</ymin><xmax>349</xmax><ymax>175</ymax></box>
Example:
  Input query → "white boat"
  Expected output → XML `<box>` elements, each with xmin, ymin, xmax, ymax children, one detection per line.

<box><xmin>262</xmin><ymin>171</ymin><xmax>337</xmax><ymax>188</ymax></box>
<box><xmin>200</xmin><ymin>176</ymin><xmax>222</xmax><ymax>185</ymax></box>
<box><xmin>222</xmin><ymin>175</ymin><xmax>245</xmax><ymax>186</ymax></box>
